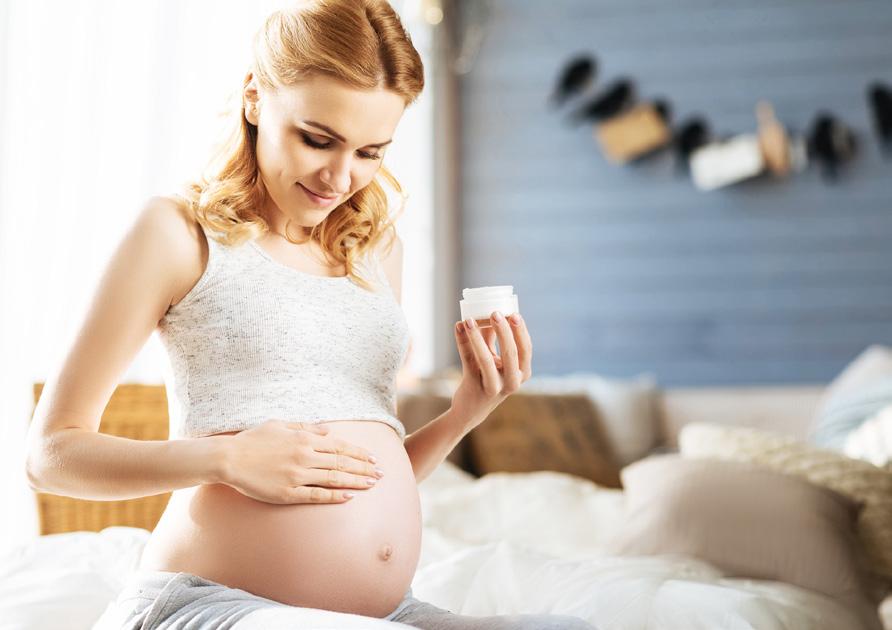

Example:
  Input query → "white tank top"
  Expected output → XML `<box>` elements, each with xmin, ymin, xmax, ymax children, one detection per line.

<box><xmin>157</xmin><ymin>223</ymin><xmax>411</xmax><ymax>441</ymax></box>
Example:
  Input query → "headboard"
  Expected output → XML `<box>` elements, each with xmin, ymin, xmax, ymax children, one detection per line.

<box><xmin>31</xmin><ymin>383</ymin><xmax>173</xmax><ymax>535</ymax></box>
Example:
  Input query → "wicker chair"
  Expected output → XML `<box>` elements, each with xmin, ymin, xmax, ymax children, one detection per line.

<box><xmin>31</xmin><ymin>383</ymin><xmax>172</xmax><ymax>535</ymax></box>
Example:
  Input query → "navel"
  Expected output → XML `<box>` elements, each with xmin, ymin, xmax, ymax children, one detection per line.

<box><xmin>378</xmin><ymin>543</ymin><xmax>394</xmax><ymax>562</ymax></box>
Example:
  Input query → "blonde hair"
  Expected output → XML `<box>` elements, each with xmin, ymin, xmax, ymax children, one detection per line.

<box><xmin>167</xmin><ymin>0</ymin><xmax>424</xmax><ymax>292</ymax></box>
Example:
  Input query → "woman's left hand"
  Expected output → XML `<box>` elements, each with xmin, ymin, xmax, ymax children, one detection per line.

<box><xmin>450</xmin><ymin>311</ymin><xmax>533</xmax><ymax>430</ymax></box>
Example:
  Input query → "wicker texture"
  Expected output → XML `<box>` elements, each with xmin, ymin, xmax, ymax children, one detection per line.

<box><xmin>31</xmin><ymin>383</ymin><xmax>172</xmax><ymax>535</ymax></box>
<box><xmin>679</xmin><ymin>422</ymin><xmax>892</xmax><ymax>583</ymax></box>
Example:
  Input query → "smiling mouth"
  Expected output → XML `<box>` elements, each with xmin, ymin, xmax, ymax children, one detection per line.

<box><xmin>299</xmin><ymin>184</ymin><xmax>338</xmax><ymax>200</ymax></box>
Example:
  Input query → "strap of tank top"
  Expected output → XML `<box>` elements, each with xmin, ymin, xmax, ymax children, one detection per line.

<box><xmin>193</xmin><ymin>222</ymin><xmax>224</xmax><ymax>291</ymax></box>
<box><xmin>361</xmin><ymin>244</ymin><xmax>394</xmax><ymax>295</ymax></box>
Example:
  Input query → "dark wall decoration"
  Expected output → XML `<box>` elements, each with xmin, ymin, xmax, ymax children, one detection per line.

<box><xmin>550</xmin><ymin>52</ymin><xmax>874</xmax><ymax>188</ymax></box>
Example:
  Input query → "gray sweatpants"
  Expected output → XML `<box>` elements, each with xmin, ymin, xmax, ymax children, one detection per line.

<box><xmin>91</xmin><ymin>570</ymin><xmax>597</xmax><ymax>630</ymax></box>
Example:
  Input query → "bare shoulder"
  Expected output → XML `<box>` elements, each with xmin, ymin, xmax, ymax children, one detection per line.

<box><xmin>142</xmin><ymin>195</ymin><xmax>208</xmax><ymax>307</ymax></box>
<box><xmin>142</xmin><ymin>195</ymin><xmax>203</xmax><ymax>252</ymax></box>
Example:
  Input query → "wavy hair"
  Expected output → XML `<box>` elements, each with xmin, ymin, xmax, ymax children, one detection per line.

<box><xmin>166</xmin><ymin>0</ymin><xmax>424</xmax><ymax>292</ymax></box>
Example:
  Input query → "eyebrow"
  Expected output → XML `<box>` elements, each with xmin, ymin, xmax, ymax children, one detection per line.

<box><xmin>301</xmin><ymin>119</ymin><xmax>393</xmax><ymax>148</ymax></box>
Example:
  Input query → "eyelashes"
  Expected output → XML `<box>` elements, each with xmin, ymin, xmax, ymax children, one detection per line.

<box><xmin>299</xmin><ymin>131</ymin><xmax>382</xmax><ymax>161</ymax></box>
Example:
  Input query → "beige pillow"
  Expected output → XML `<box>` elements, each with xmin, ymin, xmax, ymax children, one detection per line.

<box><xmin>605</xmin><ymin>454</ymin><xmax>878</xmax><ymax>625</ymax></box>
<box><xmin>679</xmin><ymin>422</ymin><xmax>892</xmax><ymax>585</ymax></box>
<box><xmin>465</xmin><ymin>392</ymin><xmax>622</xmax><ymax>488</ymax></box>
<box><xmin>519</xmin><ymin>371</ymin><xmax>660</xmax><ymax>466</ymax></box>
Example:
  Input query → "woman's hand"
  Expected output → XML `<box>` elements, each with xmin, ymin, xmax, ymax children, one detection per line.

<box><xmin>220</xmin><ymin>419</ymin><xmax>383</xmax><ymax>505</ymax></box>
<box><xmin>451</xmin><ymin>311</ymin><xmax>533</xmax><ymax>430</ymax></box>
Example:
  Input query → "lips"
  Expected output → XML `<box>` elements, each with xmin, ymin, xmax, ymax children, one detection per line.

<box><xmin>299</xmin><ymin>184</ymin><xmax>338</xmax><ymax>200</ymax></box>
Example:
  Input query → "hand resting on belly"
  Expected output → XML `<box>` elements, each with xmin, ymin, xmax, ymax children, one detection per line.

<box><xmin>219</xmin><ymin>418</ymin><xmax>384</xmax><ymax>504</ymax></box>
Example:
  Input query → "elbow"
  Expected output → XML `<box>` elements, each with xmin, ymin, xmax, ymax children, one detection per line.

<box><xmin>25</xmin><ymin>456</ymin><xmax>44</xmax><ymax>492</ymax></box>
<box><xmin>24</xmin><ymin>431</ymin><xmax>46</xmax><ymax>491</ymax></box>
<box><xmin>24</xmin><ymin>426</ymin><xmax>65</xmax><ymax>492</ymax></box>
<box><xmin>24</xmin><ymin>432</ymin><xmax>58</xmax><ymax>493</ymax></box>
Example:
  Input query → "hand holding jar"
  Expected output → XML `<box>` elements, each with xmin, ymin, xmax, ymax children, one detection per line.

<box><xmin>451</xmin><ymin>286</ymin><xmax>532</xmax><ymax>429</ymax></box>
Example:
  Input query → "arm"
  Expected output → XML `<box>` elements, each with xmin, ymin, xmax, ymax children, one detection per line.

<box><xmin>404</xmin><ymin>406</ymin><xmax>477</xmax><ymax>484</ymax></box>
<box><xmin>25</xmin><ymin>196</ymin><xmax>227</xmax><ymax>499</ymax></box>
<box><xmin>28</xmin><ymin>429</ymin><xmax>230</xmax><ymax>500</ymax></box>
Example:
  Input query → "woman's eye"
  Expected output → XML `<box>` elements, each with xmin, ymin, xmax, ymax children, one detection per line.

<box><xmin>300</xmin><ymin>132</ymin><xmax>332</xmax><ymax>149</ymax></box>
<box><xmin>300</xmin><ymin>131</ymin><xmax>382</xmax><ymax>160</ymax></box>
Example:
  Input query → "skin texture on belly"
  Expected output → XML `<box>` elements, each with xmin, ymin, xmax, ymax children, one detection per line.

<box><xmin>138</xmin><ymin>420</ymin><xmax>423</xmax><ymax>618</ymax></box>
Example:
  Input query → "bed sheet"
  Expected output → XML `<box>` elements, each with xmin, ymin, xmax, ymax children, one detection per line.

<box><xmin>0</xmin><ymin>461</ymin><xmax>874</xmax><ymax>630</ymax></box>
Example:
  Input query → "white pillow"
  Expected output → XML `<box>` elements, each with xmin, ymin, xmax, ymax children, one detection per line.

<box><xmin>845</xmin><ymin>404</ymin><xmax>892</xmax><ymax>468</ymax></box>
<box><xmin>810</xmin><ymin>345</ymin><xmax>892</xmax><ymax>449</ymax></box>
<box><xmin>0</xmin><ymin>526</ymin><xmax>149</xmax><ymax>630</ymax></box>
<box><xmin>519</xmin><ymin>371</ymin><xmax>659</xmax><ymax>466</ymax></box>
<box><xmin>819</xmin><ymin>345</ymin><xmax>892</xmax><ymax>404</ymax></box>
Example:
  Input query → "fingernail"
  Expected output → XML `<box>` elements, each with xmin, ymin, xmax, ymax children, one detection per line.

<box><xmin>456</xmin><ymin>322</ymin><xmax>465</xmax><ymax>335</ymax></box>
<box><xmin>492</xmin><ymin>311</ymin><xmax>503</xmax><ymax>323</ymax></box>
<box><xmin>369</xmin><ymin>455</ymin><xmax>377</xmax><ymax>464</ymax></box>
<box><xmin>510</xmin><ymin>314</ymin><xmax>522</xmax><ymax>326</ymax></box>
<box><xmin>465</xmin><ymin>318</ymin><xmax>475</xmax><ymax>330</ymax></box>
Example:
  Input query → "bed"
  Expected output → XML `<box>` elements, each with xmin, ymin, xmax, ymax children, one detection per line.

<box><xmin>3</xmin><ymin>382</ymin><xmax>885</xmax><ymax>630</ymax></box>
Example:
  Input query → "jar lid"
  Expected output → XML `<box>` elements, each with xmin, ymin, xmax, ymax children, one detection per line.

<box><xmin>462</xmin><ymin>286</ymin><xmax>514</xmax><ymax>301</ymax></box>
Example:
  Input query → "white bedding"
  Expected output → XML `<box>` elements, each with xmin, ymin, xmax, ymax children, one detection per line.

<box><xmin>0</xmin><ymin>461</ymin><xmax>872</xmax><ymax>630</ymax></box>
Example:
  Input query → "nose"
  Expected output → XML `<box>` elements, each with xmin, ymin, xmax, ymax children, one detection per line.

<box><xmin>320</xmin><ymin>153</ymin><xmax>351</xmax><ymax>195</ymax></box>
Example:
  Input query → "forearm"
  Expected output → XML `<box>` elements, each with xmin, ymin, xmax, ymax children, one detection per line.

<box><xmin>404</xmin><ymin>406</ymin><xmax>477</xmax><ymax>484</ymax></box>
<box><xmin>26</xmin><ymin>428</ymin><xmax>230</xmax><ymax>501</ymax></box>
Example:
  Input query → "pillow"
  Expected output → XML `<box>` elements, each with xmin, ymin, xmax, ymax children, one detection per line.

<box><xmin>845</xmin><ymin>403</ymin><xmax>892</xmax><ymax>468</ymax></box>
<box><xmin>810</xmin><ymin>345</ymin><xmax>892</xmax><ymax>449</ymax></box>
<box><xmin>679</xmin><ymin>422</ymin><xmax>892</xmax><ymax>585</ymax></box>
<box><xmin>465</xmin><ymin>392</ymin><xmax>622</xmax><ymax>488</ymax></box>
<box><xmin>819</xmin><ymin>345</ymin><xmax>892</xmax><ymax>404</ymax></box>
<box><xmin>604</xmin><ymin>455</ymin><xmax>878</xmax><ymax>623</ymax></box>
<box><xmin>518</xmin><ymin>371</ymin><xmax>660</xmax><ymax>465</ymax></box>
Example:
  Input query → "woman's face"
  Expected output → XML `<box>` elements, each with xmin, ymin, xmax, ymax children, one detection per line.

<box><xmin>244</xmin><ymin>72</ymin><xmax>406</xmax><ymax>232</ymax></box>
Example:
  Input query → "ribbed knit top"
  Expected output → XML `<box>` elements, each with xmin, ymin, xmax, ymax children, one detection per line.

<box><xmin>156</xmin><ymin>223</ymin><xmax>411</xmax><ymax>441</ymax></box>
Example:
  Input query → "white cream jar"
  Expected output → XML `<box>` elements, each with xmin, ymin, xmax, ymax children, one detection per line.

<box><xmin>459</xmin><ymin>286</ymin><xmax>519</xmax><ymax>329</ymax></box>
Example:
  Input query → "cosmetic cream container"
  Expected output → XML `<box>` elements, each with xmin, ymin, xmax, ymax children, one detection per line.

<box><xmin>460</xmin><ymin>286</ymin><xmax>519</xmax><ymax>329</ymax></box>
<box><xmin>690</xmin><ymin>134</ymin><xmax>765</xmax><ymax>191</ymax></box>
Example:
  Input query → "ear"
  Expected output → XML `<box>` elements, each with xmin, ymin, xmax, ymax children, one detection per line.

<box><xmin>243</xmin><ymin>71</ymin><xmax>260</xmax><ymax>126</ymax></box>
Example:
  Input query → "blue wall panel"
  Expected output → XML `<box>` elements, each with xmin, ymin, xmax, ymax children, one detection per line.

<box><xmin>457</xmin><ymin>0</ymin><xmax>892</xmax><ymax>385</ymax></box>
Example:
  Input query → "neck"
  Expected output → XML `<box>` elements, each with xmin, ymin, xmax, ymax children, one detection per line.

<box><xmin>262</xmin><ymin>206</ymin><xmax>313</xmax><ymax>244</ymax></box>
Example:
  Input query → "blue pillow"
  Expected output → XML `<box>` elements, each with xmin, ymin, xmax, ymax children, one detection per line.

<box><xmin>810</xmin><ymin>378</ymin><xmax>892</xmax><ymax>449</ymax></box>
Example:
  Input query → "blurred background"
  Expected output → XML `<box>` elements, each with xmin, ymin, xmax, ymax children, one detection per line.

<box><xmin>2</xmin><ymin>0</ymin><xmax>891</xmax><ymax>554</ymax></box>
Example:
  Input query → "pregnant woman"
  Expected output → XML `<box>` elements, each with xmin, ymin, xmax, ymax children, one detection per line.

<box><xmin>26</xmin><ymin>1</ymin><xmax>596</xmax><ymax>629</ymax></box>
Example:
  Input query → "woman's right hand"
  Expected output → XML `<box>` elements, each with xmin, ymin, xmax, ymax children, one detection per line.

<box><xmin>220</xmin><ymin>419</ymin><xmax>383</xmax><ymax>505</ymax></box>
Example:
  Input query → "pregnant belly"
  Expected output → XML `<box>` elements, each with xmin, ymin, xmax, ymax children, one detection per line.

<box><xmin>137</xmin><ymin>420</ymin><xmax>423</xmax><ymax>618</ymax></box>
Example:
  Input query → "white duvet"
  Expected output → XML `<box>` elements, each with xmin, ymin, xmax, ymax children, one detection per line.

<box><xmin>0</xmin><ymin>461</ymin><xmax>872</xmax><ymax>630</ymax></box>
